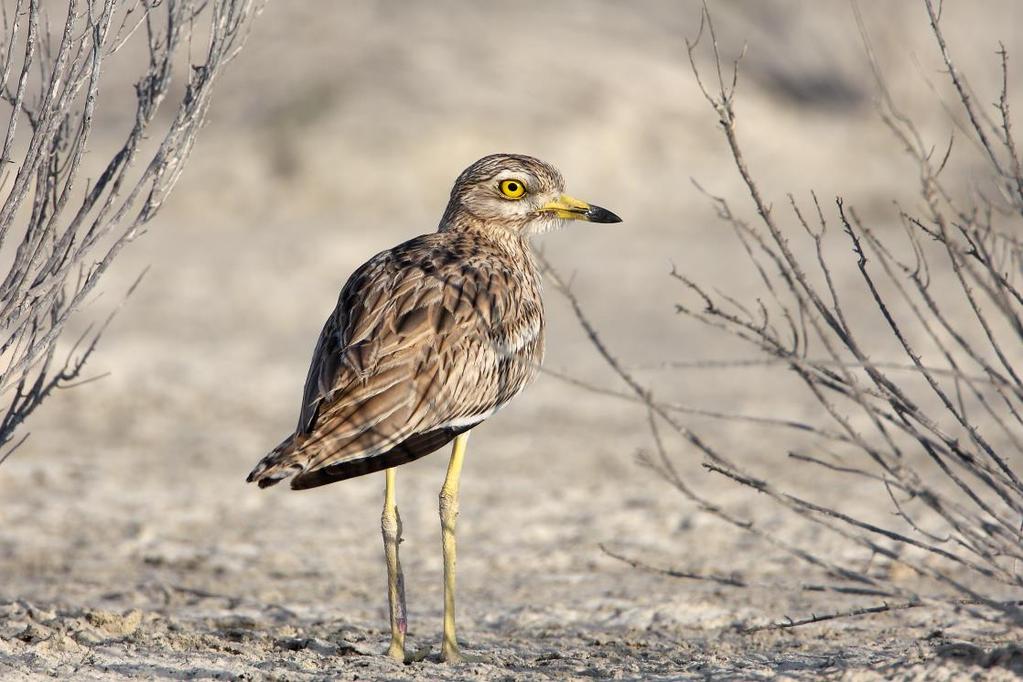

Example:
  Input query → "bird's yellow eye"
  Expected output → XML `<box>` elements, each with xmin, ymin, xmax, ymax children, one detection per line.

<box><xmin>499</xmin><ymin>179</ymin><xmax>526</xmax><ymax>199</ymax></box>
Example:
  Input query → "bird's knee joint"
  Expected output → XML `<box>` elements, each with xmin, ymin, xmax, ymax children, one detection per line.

<box><xmin>381</xmin><ymin>508</ymin><xmax>402</xmax><ymax>537</ymax></box>
<box><xmin>439</xmin><ymin>489</ymin><xmax>458</xmax><ymax>513</ymax></box>
<box><xmin>439</xmin><ymin>493</ymin><xmax>460</xmax><ymax>534</ymax></box>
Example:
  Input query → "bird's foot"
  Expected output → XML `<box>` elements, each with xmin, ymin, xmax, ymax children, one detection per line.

<box><xmin>440</xmin><ymin>643</ymin><xmax>484</xmax><ymax>664</ymax></box>
<box><xmin>386</xmin><ymin>638</ymin><xmax>405</xmax><ymax>662</ymax></box>
<box><xmin>386</xmin><ymin>639</ymin><xmax>431</xmax><ymax>664</ymax></box>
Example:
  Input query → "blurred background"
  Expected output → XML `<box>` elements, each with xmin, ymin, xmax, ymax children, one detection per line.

<box><xmin>1</xmin><ymin>0</ymin><xmax>1022</xmax><ymax>674</ymax></box>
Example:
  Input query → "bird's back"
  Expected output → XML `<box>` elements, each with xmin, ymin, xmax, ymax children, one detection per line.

<box><xmin>247</xmin><ymin>229</ymin><xmax>544</xmax><ymax>490</ymax></box>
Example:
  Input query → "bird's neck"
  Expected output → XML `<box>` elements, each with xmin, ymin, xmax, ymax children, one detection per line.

<box><xmin>439</xmin><ymin>208</ymin><xmax>533</xmax><ymax>258</ymax></box>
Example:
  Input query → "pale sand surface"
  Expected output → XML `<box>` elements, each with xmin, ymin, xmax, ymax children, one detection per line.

<box><xmin>2</xmin><ymin>2</ymin><xmax>1023</xmax><ymax>679</ymax></box>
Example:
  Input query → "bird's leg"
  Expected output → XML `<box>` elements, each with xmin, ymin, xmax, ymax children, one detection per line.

<box><xmin>381</xmin><ymin>467</ymin><xmax>407</xmax><ymax>661</ymax></box>
<box><xmin>439</xmin><ymin>432</ymin><xmax>472</xmax><ymax>663</ymax></box>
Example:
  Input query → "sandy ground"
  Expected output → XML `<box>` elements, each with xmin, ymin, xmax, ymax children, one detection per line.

<box><xmin>2</xmin><ymin>1</ymin><xmax>1023</xmax><ymax>679</ymax></box>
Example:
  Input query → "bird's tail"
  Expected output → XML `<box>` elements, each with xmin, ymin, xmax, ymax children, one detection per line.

<box><xmin>246</xmin><ymin>434</ymin><xmax>306</xmax><ymax>488</ymax></box>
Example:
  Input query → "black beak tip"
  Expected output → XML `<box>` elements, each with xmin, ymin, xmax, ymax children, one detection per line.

<box><xmin>587</xmin><ymin>205</ymin><xmax>622</xmax><ymax>224</ymax></box>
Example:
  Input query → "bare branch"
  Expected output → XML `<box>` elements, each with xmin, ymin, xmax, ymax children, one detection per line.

<box><xmin>0</xmin><ymin>0</ymin><xmax>263</xmax><ymax>466</ymax></box>
<box><xmin>559</xmin><ymin>0</ymin><xmax>1023</xmax><ymax>633</ymax></box>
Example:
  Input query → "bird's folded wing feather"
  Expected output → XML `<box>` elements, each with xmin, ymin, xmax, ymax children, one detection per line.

<box><xmin>287</xmin><ymin>237</ymin><xmax>529</xmax><ymax>477</ymax></box>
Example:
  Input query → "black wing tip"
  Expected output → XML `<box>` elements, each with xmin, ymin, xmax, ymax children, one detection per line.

<box><xmin>247</xmin><ymin>468</ymin><xmax>296</xmax><ymax>489</ymax></box>
<box><xmin>248</xmin><ymin>463</ymin><xmax>299</xmax><ymax>488</ymax></box>
<box><xmin>245</xmin><ymin>465</ymin><xmax>280</xmax><ymax>488</ymax></box>
<box><xmin>247</xmin><ymin>435</ymin><xmax>301</xmax><ymax>488</ymax></box>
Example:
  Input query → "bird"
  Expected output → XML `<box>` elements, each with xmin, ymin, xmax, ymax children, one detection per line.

<box><xmin>246</xmin><ymin>153</ymin><xmax>621</xmax><ymax>663</ymax></box>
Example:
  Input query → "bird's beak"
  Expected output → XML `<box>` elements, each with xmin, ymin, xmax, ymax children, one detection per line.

<box><xmin>538</xmin><ymin>194</ymin><xmax>622</xmax><ymax>223</ymax></box>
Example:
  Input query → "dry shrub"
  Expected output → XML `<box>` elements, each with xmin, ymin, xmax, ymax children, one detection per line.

<box><xmin>0</xmin><ymin>0</ymin><xmax>261</xmax><ymax>466</ymax></box>
<box><xmin>544</xmin><ymin>0</ymin><xmax>1023</xmax><ymax>630</ymax></box>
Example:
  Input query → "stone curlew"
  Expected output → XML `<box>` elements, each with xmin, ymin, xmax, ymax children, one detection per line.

<box><xmin>247</xmin><ymin>153</ymin><xmax>621</xmax><ymax>662</ymax></box>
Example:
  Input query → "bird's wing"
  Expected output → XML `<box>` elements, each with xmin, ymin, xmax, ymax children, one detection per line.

<box><xmin>249</xmin><ymin>234</ymin><xmax>538</xmax><ymax>487</ymax></box>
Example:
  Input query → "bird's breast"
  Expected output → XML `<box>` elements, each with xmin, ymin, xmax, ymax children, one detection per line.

<box><xmin>488</xmin><ymin>270</ymin><xmax>545</xmax><ymax>380</ymax></box>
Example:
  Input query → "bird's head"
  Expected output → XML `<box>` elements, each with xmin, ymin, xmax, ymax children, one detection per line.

<box><xmin>440</xmin><ymin>153</ymin><xmax>621</xmax><ymax>235</ymax></box>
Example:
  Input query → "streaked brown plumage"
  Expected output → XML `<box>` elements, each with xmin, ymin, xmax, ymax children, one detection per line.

<box><xmin>246</xmin><ymin>153</ymin><xmax>620</xmax><ymax>662</ymax></box>
<box><xmin>250</xmin><ymin>228</ymin><xmax>544</xmax><ymax>489</ymax></box>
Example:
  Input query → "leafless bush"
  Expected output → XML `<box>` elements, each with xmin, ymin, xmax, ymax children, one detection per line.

<box><xmin>0</xmin><ymin>0</ymin><xmax>260</xmax><ymax>466</ymax></box>
<box><xmin>544</xmin><ymin>0</ymin><xmax>1023</xmax><ymax>631</ymax></box>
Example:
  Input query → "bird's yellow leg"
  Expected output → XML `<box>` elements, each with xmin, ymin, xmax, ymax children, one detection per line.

<box><xmin>381</xmin><ymin>467</ymin><xmax>407</xmax><ymax>661</ymax></box>
<box><xmin>439</xmin><ymin>432</ymin><xmax>476</xmax><ymax>663</ymax></box>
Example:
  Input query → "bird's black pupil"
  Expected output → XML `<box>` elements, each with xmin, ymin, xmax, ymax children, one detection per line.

<box><xmin>507</xmin><ymin>182</ymin><xmax>518</xmax><ymax>191</ymax></box>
